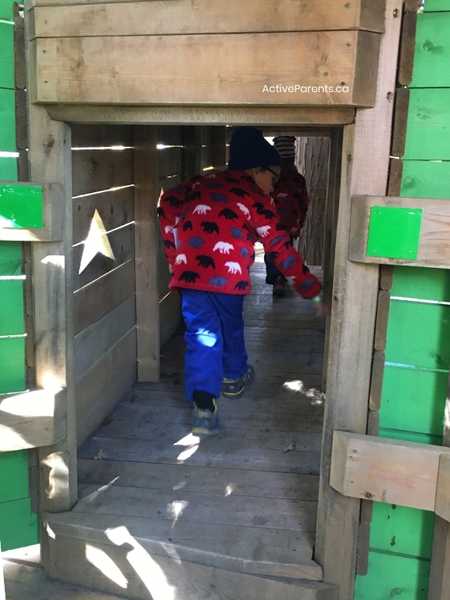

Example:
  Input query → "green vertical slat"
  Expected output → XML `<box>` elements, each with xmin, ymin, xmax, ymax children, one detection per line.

<box><xmin>0</xmin><ymin>451</ymin><xmax>30</xmax><ymax>503</ymax></box>
<box><xmin>0</xmin><ymin>499</ymin><xmax>38</xmax><ymax>552</ymax></box>
<box><xmin>403</xmin><ymin>89</ymin><xmax>450</xmax><ymax>160</ymax></box>
<box><xmin>0</xmin><ymin>20</ymin><xmax>14</xmax><ymax>90</ymax></box>
<box><xmin>0</xmin><ymin>0</ymin><xmax>15</xmax><ymax>20</ymax></box>
<box><xmin>425</xmin><ymin>0</ymin><xmax>450</xmax><ymax>11</ymax></box>
<box><xmin>0</xmin><ymin>242</ymin><xmax>22</xmax><ymax>274</ymax></box>
<box><xmin>355</xmin><ymin>552</ymin><xmax>429</xmax><ymax>600</ymax></box>
<box><xmin>0</xmin><ymin>88</ymin><xmax>16</xmax><ymax>151</ymax></box>
<box><xmin>0</xmin><ymin>280</ymin><xmax>25</xmax><ymax>335</ymax></box>
<box><xmin>370</xmin><ymin>504</ymin><xmax>434</xmax><ymax>559</ymax></box>
<box><xmin>0</xmin><ymin>337</ymin><xmax>26</xmax><ymax>393</ymax></box>
<box><xmin>411</xmin><ymin>12</ymin><xmax>450</xmax><ymax>88</ymax></box>
<box><xmin>0</xmin><ymin>158</ymin><xmax>18</xmax><ymax>180</ymax></box>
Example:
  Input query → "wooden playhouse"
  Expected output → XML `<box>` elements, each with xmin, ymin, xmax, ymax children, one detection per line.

<box><xmin>2</xmin><ymin>1</ymin><xmax>450</xmax><ymax>599</ymax></box>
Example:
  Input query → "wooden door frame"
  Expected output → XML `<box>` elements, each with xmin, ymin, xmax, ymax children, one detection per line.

<box><xmin>315</xmin><ymin>1</ymin><xmax>402</xmax><ymax>598</ymax></box>
<box><xmin>26</xmin><ymin>9</ymin><xmax>404</xmax><ymax>600</ymax></box>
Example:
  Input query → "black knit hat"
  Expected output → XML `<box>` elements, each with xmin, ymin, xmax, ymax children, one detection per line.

<box><xmin>228</xmin><ymin>127</ymin><xmax>281</xmax><ymax>170</ymax></box>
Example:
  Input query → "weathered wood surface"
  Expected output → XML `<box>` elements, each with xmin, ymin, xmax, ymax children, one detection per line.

<box><xmin>315</xmin><ymin>2</ymin><xmax>402</xmax><ymax>598</ymax></box>
<box><xmin>330</xmin><ymin>431</ymin><xmax>450</xmax><ymax>512</ymax></box>
<box><xmin>350</xmin><ymin>195</ymin><xmax>450</xmax><ymax>268</ymax></box>
<box><xmin>47</xmin><ymin>105</ymin><xmax>357</xmax><ymax>127</ymax></box>
<box><xmin>78</xmin><ymin>459</ymin><xmax>319</xmax><ymax>500</ymax></box>
<box><xmin>428</xmin><ymin>435</ymin><xmax>450</xmax><ymax>599</ymax></box>
<box><xmin>32</xmin><ymin>31</ymin><xmax>380</xmax><ymax>107</ymax></box>
<box><xmin>73</xmin><ymin>296</ymin><xmax>135</xmax><ymax>380</ymax></box>
<box><xmin>4</xmin><ymin>560</ymin><xmax>123</xmax><ymax>600</ymax></box>
<box><xmin>0</xmin><ymin>389</ymin><xmax>66</xmax><ymax>452</ymax></box>
<box><xmin>26</xmin><ymin>9</ymin><xmax>78</xmax><ymax>511</ymax></box>
<box><xmin>134</xmin><ymin>127</ymin><xmax>160</xmax><ymax>381</ymax></box>
<box><xmin>73</xmin><ymin>259</ymin><xmax>134</xmax><ymax>334</ymax></box>
<box><xmin>33</xmin><ymin>0</ymin><xmax>385</xmax><ymax>36</ymax></box>
<box><xmin>76</xmin><ymin>327</ymin><xmax>136</xmax><ymax>446</ymax></box>
<box><xmin>45</xmin><ymin>529</ymin><xmax>337</xmax><ymax>600</ymax></box>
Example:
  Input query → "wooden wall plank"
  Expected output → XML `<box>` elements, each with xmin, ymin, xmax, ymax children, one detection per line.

<box><xmin>134</xmin><ymin>127</ymin><xmax>160</xmax><ymax>382</ymax></box>
<box><xmin>33</xmin><ymin>0</ymin><xmax>386</xmax><ymax>36</ymax></box>
<box><xmin>48</xmin><ymin>105</ymin><xmax>357</xmax><ymax>127</ymax></box>
<box><xmin>331</xmin><ymin>431</ymin><xmax>448</xmax><ymax>512</ymax></box>
<box><xmin>76</xmin><ymin>327</ymin><xmax>136</xmax><ymax>446</ymax></box>
<box><xmin>73</xmin><ymin>260</ymin><xmax>134</xmax><ymax>334</ymax></box>
<box><xmin>74</xmin><ymin>296</ymin><xmax>135</xmax><ymax>381</ymax></box>
<box><xmin>72</xmin><ymin>187</ymin><xmax>134</xmax><ymax>245</ymax></box>
<box><xmin>71</xmin><ymin>123</ymin><xmax>133</xmax><ymax>147</ymax></box>
<box><xmin>72</xmin><ymin>149</ymin><xmax>134</xmax><ymax>197</ymax></box>
<box><xmin>316</xmin><ymin>2</ymin><xmax>402</xmax><ymax>598</ymax></box>
<box><xmin>33</xmin><ymin>31</ymin><xmax>380</xmax><ymax>107</ymax></box>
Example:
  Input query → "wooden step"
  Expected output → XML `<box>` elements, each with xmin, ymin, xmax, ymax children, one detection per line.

<box><xmin>4</xmin><ymin>560</ymin><xmax>123</xmax><ymax>600</ymax></box>
<box><xmin>44</xmin><ymin>510</ymin><xmax>337</xmax><ymax>600</ymax></box>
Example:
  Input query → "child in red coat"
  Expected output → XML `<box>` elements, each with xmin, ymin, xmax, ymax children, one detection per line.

<box><xmin>265</xmin><ymin>136</ymin><xmax>309</xmax><ymax>296</ymax></box>
<box><xmin>159</xmin><ymin>127</ymin><xmax>320</xmax><ymax>435</ymax></box>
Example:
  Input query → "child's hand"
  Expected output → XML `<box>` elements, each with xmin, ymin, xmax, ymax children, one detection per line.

<box><xmin>295</xmin><ymin>272</ymin><xmax>321</xmax><ymax>299</ymax></box>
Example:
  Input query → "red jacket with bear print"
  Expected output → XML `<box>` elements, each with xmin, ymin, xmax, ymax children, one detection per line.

<box><xmin>158</xmin><ymin>169</ymin><xmax>320</xmax><ymax>297</ymax></box>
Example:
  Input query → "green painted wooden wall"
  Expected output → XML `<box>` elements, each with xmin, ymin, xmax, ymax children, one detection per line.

<box><xmin>355</xmin><ymin>4</ymin><xmax>450</xmax><ymax>598</ymax></box>
<box><xmin>0</xmin><ymin>0</ymin><xmax>38</xmax><ymax>551</ymax></box>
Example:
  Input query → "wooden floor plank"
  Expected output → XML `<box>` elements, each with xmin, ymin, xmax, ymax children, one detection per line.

<box><xmin>80</xmin><ymin>434</ymin><xmax>320</xmax><ymax>475</ymax></box>
<box><xmin>75</xmin><ymin>484</ymin><xmax>317</xmax><ymax>532</ymax></box>
<box><xmin>78</xmin><ymin>459</ymin><xmax>319</xmax><ymax>500</ymax></box>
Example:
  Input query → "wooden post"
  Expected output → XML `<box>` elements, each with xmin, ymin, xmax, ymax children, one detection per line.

<box><xmin>25</xmin><ymin>6</ymin><xmax>77</xmax><ymax>520</ymax></box>
<box><xmin>134</xmin><ymin>127</ymin><xmax>161</xmax><ymax>382</ymax></box>
<box><xmin>315</xmin><ymin>1</ymin><xmax>402</xmax><ymax>597</ymax></box>
<box><xmin>428</xmin><ymin>390</ymin><xmax>450</xmax><ymax>599</ymax></box>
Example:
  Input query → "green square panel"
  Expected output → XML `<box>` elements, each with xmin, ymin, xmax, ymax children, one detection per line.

<box><xmin>0</xmin><ymin>242</ymin><xmax>23</xmax><ymax>275</ymax></box>
<box><xmin>355</xmin><ymin>551</ymin><xmax>429</xmax><ymax>600</ymax></box>
<box><xmin>0</xmin><ymin>183</ymin><xmax>45</xmax><ymax>228</ymax></box>
<box><xmin>369</xmin><ymin>503</ymin><xmax>434</xmax><ymax>560</ymax></box>
<box><xmin>0</xmin><ymin>451</ymin><xmax>30</xmax><ymax>503</ymax></box>
<box><xmin>0</xmin><ymin>337</ymin><xmax>25</xmax><ymax>393</ymax></box>
<box><xmin>380</xmin><ymin>365</ymin><xmax>447</xmax><ymax>437</ymax></box>
<box><xmin>367</xmin><ymin>206</ymin><xmax>422</xmax><ymax>260</ymax></box>
<box><xmin>0</xmin><ymin>88</ymin><xmax>16</xmax><ymax>151</ymax></box>
<box><xmin>0</xmin><ymin>20</ymin><xmax>14</xmax><ymax>90</ymax></box>
<box><xmin>0</xmin><ymin>280</ymin><xmax>24</xmax><ymax>335</ymax></box>
<box><xmin>0</xmin><ymin>498</ymin><xmax>38</xmax><ymax>551</ymax></box>
<box><xmin>385</xmin><ymin>301</ymin><xmax>450</xmax><ymax>370</ymax></box>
